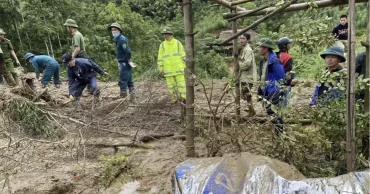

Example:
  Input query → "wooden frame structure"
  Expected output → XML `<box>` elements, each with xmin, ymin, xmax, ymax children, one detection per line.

<box><xmin>180</xmin><ymin>0</ymin><xmax>369</xmax><ymax>166</ymax></box>
<box><xmin>192</xmin><ymin>0</ymin><xmax>369</xmax><ymax>171</ymax></box>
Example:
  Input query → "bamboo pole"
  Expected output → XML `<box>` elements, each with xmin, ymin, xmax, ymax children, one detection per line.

<box><xmin>183</xmin><ymin>0</ymin><xmax>196</xmax><ymax>157</ymax></box>
<box><xmin>346</xmin><ymin>0</ymin><xmax>356</xmax><ymax>172</ymax></box>
<box><xmin>218</xmin><ymin>0</ymin><xmax>298</xmax><ymax>46</ymax></box>
<box><xmin>230</xmin><ymin>0</ymin><xmax>254</xmax><ymax>6</ymax></box>
<box><xmin>208</xmin><ymin>0</ymin><xmax>247</xmax><ymax>11</ymax></box>
<box><xmin>223</xmin><ymin>0</ymin><xmax>368</xmax><ymax>19</ymax></box>
<box><xmin>228</xmin><ymin>4</ymin><xmax>270</xmax><ymax>22</ymax></box>
<box><xmin>232</xmin><ymin>12</ymin><xmax>241</xmax><ymax>123</ymax></box>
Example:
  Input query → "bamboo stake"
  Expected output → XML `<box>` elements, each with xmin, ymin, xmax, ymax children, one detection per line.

<box><xmin>232</xmin><ymin>13</ymin><xmax>240</xmax><ymax>123</ymax></box>
<box><xmin>183</xmin><ymin>0</ymin><xmax>196</xmax><ymax>157</ymax></box>
<box><xmin>346</xmin><ymin>0</ymin><xmax>356</xmax><ymax>172</ymax></box>
<box><xmin>218</xmin><ymin>0</ymin><xmax>298</xmax><ymax>46</ymax></box>
<box><xmin>228</xmin><ymin>4</ymin><xmax>270</xmax><ymax>22</ymax></box>
<box><xmin>223</xmin><ymin>0</ymin><xmax>368</xmax><ymax>19</ymax></box>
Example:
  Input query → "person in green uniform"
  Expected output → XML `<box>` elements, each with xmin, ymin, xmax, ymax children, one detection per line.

<box><xmin>0</xmin><ymin>45</ymin><xmax>16</xmax><ymax>86</ymax></box>
<box><xmin>63</xmin><ymin>19</ymin><xmax>86</xmax><ymax>59</ymax></box>
<box><xmin>0</xmin><ymin>28</ymin><xmax>21</xmax><ymax>85</ymax></box>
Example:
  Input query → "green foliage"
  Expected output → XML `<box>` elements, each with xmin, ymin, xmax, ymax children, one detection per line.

<box><xmin>8</xmin><ymin>98</ymin><xmax>58</xmax><ymax>138</ymax></box>
<box><xmin>99</xmin><ymin>154</ymin><xmax>128</xmax><ymax>188</ymax></box>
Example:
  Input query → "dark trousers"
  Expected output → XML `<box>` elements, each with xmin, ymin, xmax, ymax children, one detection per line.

<box><xmin>118</xmin><ymin>62</ymin><xmax>134</xmax><ymax>90</ymax></box>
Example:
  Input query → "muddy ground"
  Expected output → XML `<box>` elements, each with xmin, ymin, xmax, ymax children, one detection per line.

<box><xmin>0</xmin><ymin>71</ymin><xmax>315</xmax><ymax>194</ymax></box>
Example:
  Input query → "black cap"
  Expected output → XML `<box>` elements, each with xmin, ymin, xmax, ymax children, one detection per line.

<box><xmin>62</xmin><ymin>53</ymin><xmax>72</xmax><ymax>66</ymax></box>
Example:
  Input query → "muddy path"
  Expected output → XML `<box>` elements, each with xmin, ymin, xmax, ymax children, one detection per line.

<box><xmin>0</xmin><ymin>74</ymin><xmax>316</xmax><ymax>194</ymax></box>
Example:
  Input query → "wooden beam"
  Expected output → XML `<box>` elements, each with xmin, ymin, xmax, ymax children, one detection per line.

<box><xmin>183</xmin><ymin>0</ymin><xmax>196</xmax><ymax>157</ymax></box>
<box><xmin>361</xmin><ymin>41</ymin><xmax>369</xmax><ymax>47</ymax></box>
<box><xmin>230</xmin><ymin>0</ymin><xmax>254</xmax><ymax>6</ymax></box>
<box><xmin>228</xmin><ymin>4</ymin><xmax>270</xmax><ymax>22</ymax></box>
<box><xmin>223</xmin><ymin>0</ymin><xmax>368</xmax><ymax>19</ymax></box>
<box><xmin>218</xmin><ymin>0</ymin><xmax>298</xmax><ymax>46</ymax></box>
<box><xmin>208</xmin><ymin>0</ymin><xmax>247</xmax><ymax>11</ymax></box>
<box><xmin>346</xmin><ymin>0</ymin><xmax>356</xmax><ymax>173</ymax></box>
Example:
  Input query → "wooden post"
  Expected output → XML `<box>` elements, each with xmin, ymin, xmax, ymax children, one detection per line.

<box><xmin>222</xmin><ymin>0</ymin><xmax>368</xmax><ymax>19</ymax></box>
<box><xmin>218</xmin><ymin>0</ymin><xmax>298</xmax><ymax>46</ymax></box>
<box><xmin>232</xmin><ymin>11</ymin><xmax>241</xmax><ymax>123</ymax></box>
<box><xmin>182</xmin><ymin>0</ymin><xmax>196</xmax><ymax>157</ymax></box>
<box><xmin>346</xmin><ymin>0</ymin><xmax>356</xmax><ymax>172</ymax></box>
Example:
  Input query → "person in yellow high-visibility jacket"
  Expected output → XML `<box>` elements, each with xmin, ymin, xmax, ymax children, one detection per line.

<box><xmin>157</xmin><ymin>27</ymin><xmax>186</xmax><ymax>102</ymax></box>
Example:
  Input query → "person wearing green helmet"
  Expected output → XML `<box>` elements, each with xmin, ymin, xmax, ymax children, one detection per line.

<box><xmin>310</xmin><ymin>46</ymin><xmax>346</xmax><ymax>107</ymax></box>
<box><xmin>109</xmin><ymin>22</ymin><xmax>135</xmax><ymax>102</ymax></box>
<box><xmin>0</xmin><ymin>28</ymin><xmax>21</xmax><ymax>86</ymax></box>
<box><xmin>257</xmin><ymin>38</ymin><xmax>286</xmax><ymax>134</ymax></box>
<box><xmin>63</xmin><ymin>19</ymin><xmax>86</xmax><ymax>59</ymax></box>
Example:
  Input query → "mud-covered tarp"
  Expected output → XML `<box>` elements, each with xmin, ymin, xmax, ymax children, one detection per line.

<box><xmin>173</xmin><ymin>152</ymin><xmax>370</xmax><ymax>194</ymax></box>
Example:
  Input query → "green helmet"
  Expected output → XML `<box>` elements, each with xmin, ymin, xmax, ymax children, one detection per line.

<box><xmin>108</xmin><ymin>22</ymin><xmax>122</xmax><ymax>32</ymax></box>
<box><xmin>63</xmin><ymin>19</ymin><xmax>78</xmax><ymax>28</ymax></box>
<box><xmin>0</xmin><ymin>28</ymin><xmax>6</xmax><ymax>35</ymax></box>
<box><xmin>257</xmin><ymin>38</ymin><xmax>275</xmax><ymax>49</ymax></box>
<box><xmin>320</xmin><ymin>46</ymin><xmax>346</xmax><ymax>62</ymax></box>
<box><xmin>161</xmin><ymin>27</ymin><xmax>173</xmax><ymax>34</ymax></box>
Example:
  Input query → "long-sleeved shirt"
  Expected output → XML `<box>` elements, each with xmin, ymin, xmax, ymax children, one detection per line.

<box><xmin>310</xmin><ymin>66</ymin><xmax>345</xmax><ymax>106</ymax></box>
<box><xmin>239</xmin><ymin>44</ymin><xmax>256</xmax><ymax>82</ymax></box>
<box><xmin>157</xmin><ymin>38</ymin><xmax>186</xmax><ymax>77</ymax></box>
<box><xmin>30</xmin><ymin>55</ymin><xmax>58</xmax><ymax>73</ymax></box>
<box><xmin>115</xmin><ymin>34</ymin><xmax>131</xmax><ymax>63</ymax></box>
<box><xmin>332</xmin><ymin>23</ymin><xmax>348</xmax><ymax>40</ymax></box>
<box><xmin>68</xmin><ymin>58</ymin><xmax>104</xmax><ymax>95</ymax></box>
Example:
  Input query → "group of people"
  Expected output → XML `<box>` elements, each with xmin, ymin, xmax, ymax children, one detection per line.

<box><xmin>238</xmin><ymin>33</ymin><xmax>294</xmax><ymax>134</ymax></box>
<box><xmin>0</xmin><ymin>20</ymin><xmax>187</xmax><ymax>106</ymax></box>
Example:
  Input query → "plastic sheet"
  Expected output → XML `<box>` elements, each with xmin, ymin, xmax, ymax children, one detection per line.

<box><xmin>173</xmin><ymin>152</ymin><xmax>370</xmax><ymax>194</ymax></box>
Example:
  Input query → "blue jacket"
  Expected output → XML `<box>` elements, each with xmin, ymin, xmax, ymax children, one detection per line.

<box><xmin>68</xmin><ymin>58</ymin><xmax>105</xmax><ymax>95</ymax></box>
<box><xmin>310</xmin><ymin>66</ymin><xmax>345</xmax><ymax>106</ymax></box>
<box><xmin>115</xmin><ymin>34</ymin><xmax>131</xmax><ymax>63</ymax></box>
<box><xmin>31</xmin><ymin>55</ymin><xmax>58</xmax><ymax>73</ymax></box>
<box><xmin>258</xmin><ymin>52</ymin><xmax>286</xmax><ymax>104</ymax></box>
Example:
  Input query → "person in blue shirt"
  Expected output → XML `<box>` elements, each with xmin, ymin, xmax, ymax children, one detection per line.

<box><xmin>256</xmin><ymin>38</ymin><xmax>286</xmax><ymax>134</ymax></box>
<box><xmin>108</xmin><ymin>23</ymin><xmax>135</xmax><ymax>102</ymax></box>
<box><xmin>24</xmin><ymin>53</ymin><xmax>61</xmax><ymax>88</ymax></box>
<box><xmin>310</xmin><ymin>46</ymin><xmax>346</xmax><ymax>107</ymax></box>
<box><xmin>61</xmin><ymin>53</ymin><xmax>108</xmax><ymax>101</ymax></box>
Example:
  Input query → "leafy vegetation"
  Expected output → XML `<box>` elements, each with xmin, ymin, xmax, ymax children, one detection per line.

<box><xmin>99</xmin><ymin>154</ymin><xmax>128</xmax><ymax>188</ymax></box>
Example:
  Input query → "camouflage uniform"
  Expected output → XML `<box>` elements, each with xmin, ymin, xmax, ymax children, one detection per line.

<box><xmin>0</xmin><ymin>29</ymin><xmax>16</xmax><ymax>86</ymax></box>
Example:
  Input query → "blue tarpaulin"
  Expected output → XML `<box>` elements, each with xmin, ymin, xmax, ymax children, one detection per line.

<box><xmin>173</xmin><ymin>152</ymin><xmax>370</xmax><ymax>194</ymax></box>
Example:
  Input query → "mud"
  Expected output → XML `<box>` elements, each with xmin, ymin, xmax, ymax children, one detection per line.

<box><xmin>0</xmin><ymin>71</ymin><xmax>317</xmax><ymax>194</ymax></box>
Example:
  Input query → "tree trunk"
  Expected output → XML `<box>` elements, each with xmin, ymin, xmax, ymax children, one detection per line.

<box><xmin>57</xmin><ymin>33</ymin><xmax>62</xmax><ymax>50</ymax></box>
<box><xmin>45</xmin><ymin>39</ymin><xmax>50</xmax><ymax>56</ymax></box>
<box><xmin>183</xmin><ymin>0</ymin><xmax>196</xmax><ymax>157</ymax></box>
<box><xmin>19</xmin><ymin>0</ymin><xmax>31</xmax><ymax>50</ymax></box>
<box><xmin>9</xmin><ymin>0</ymin><xmax>23</xmax><ymax>50</ymax></box>
<box><xmin>232</xmin><ymin>14</ymin><xmax>240</xmax><ymax>123</ymax></box>
<box><xmin>346</xmin><ymin>0</ymin><xmax>356</xmax><ymax>172</ymax></box>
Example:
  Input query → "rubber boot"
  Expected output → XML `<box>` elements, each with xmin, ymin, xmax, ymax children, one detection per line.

<box><xmin>129</xmin><ymin>87</ymin><xmax>135</xmax><ymax>103</ymax></box>
<box><xmin>120</xmin><ymin>90</ymin><xmax>127</xmax><ymax>98</ymax></box>
<box><xmin>3</xmin><ymin>72</ymin><xmax>16</xmax><ymax>87</ymax></box>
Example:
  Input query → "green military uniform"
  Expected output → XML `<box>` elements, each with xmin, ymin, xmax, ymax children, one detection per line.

<box><xmin>0</xmin><ymin>38</ymin><xmax>17</xmax><ymax>79</ymax></box>
<box><xmin>63</xmin><ymin>19</ymin><xmax>86</xmax><ymax>58</ymax></box>
<box><xmin>0</xmin><ymin>29</ymin><xmax>16</xmax><ymax>86</ymax></box>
